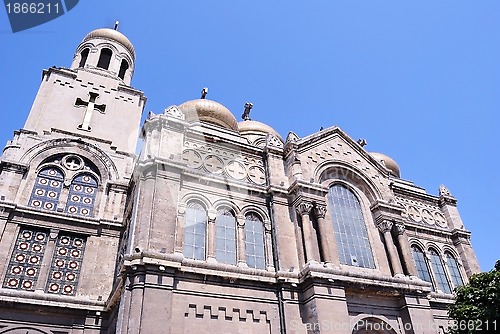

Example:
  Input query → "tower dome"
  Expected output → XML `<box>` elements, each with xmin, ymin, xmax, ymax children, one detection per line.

<box><xmin>71</xmin><ymin>27</ymin><xmax>135</xmax><ymax>85</ymax></box>
<box><xmin>178</xmin><ymin>99</ymin><xmax>239</xmax><ymax>132</ymax></box>
<box><xmin>369</xmin><ymin>152</ymin><xmax>401</xmax><ymax>178</ymax></box>
<box><xmin>238</xmin><ymin>120</ymin><xmax>283</xmax><ymax>147</ymax></box>
<box><xmin>82</xmin><ymin>28</ymin><xmax>136</xmax><ymax>60</ymax></box>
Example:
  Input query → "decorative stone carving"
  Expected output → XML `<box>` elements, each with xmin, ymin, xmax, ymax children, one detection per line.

<box><xmin>266</xmin><ymin>134</ymin><xmax>284</xmax><ymax>149</ymax></box>
<box><xmin>225</xmin><ymin>161</ymin><xmax>247</xmax><ymax>180</ymax></box>
<box><xmin>164</xmin><ymin>105</ymin><xmax>185</xmax><ymax>120</ymax></box>
<box><xmin>313</xmin><ymin>204</ymin><xmax>327</xmax><ymax>219</ymax></box>
<box><xmin>377</xmin><ymin>220</ymin><xmax>393</xmax><ymax>233</ymax></box>
<box><xmin>393</xmin><ymin>223</ymin><xmax>405</xmax><ymax>235</ymax></box>
<box><xmin>439</xmin><ymin>184</ymin><xmax>452</xmax><ymax>197</ymax></box>
<box><xmin>285</xmin><ymin>131</ymin><xmax>299</xmax><ymax>143</ymax></box>
<box><xmin>396</xmin><ymin>196</ymin><xmax>449</xmax><ymax>228</ymax></box>
<box><xmin>295</xmin><ymin>201</ymin><xmax>313</xmax><ymax>215</ymax></box>
<box><xmin>248</xmin><ymin>166</ymin><xmax>266</xmax><ymax>185</ymax></box>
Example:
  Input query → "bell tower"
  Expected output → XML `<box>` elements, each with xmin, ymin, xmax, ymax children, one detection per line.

<box><xmin>21</xmin><ymin>27</ymin><xmax>145</xmax><ymax>155</ymax></box>
<box><xmin>0</xmin><ymin>27</ymin><xmax>145</xmax><ymax>332</ymax></box>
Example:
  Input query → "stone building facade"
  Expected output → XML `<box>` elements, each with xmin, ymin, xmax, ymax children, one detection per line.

<box><xmin>0</xmin><ymin>28</ymin><xmax>480</xmax><ymax>334</ymax></box>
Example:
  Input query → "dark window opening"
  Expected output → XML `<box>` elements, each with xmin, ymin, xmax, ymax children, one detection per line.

<box><xmin>78</xmin><ymin>48</ymin><xmax>89</xmax><ymax>68</ymax></box>
<box><xmin>118</xmin><ymin>59</ymin><xmax>129</xmax><ymax>79</ymax></box>
<box><xmin>97</xmin><ymin>48</ymin><xmax>112</xmax><ymax>70</ymax></box>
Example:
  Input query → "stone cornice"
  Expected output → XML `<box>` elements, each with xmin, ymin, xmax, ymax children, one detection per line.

<box><xmin>0</xmin><ymin>160</ymin><xmax>29</xmax><ymax>173</ymax></box>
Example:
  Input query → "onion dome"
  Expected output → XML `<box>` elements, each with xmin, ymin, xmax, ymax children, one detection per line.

<box><xmin>238</xmin><ymin>120</ymin><xmax>284</xmax><ymax>144</ymax></box>
<box><xmin>178</xmin><ymin>99</ymin><xmax>239</xmax><ymax>132</ymax></box>
<box><xmin>369</xmin><ymin>152</ymin><xmax>401</xmax><ymax>178</ymax></box>
<box><xmin>82</xmin><ymin>28</ymin><xmax>135</xmax><ymax>60</ymax></box>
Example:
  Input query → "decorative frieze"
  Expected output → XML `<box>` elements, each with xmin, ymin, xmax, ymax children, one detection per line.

<box><xmin>181</xmin><ymin>140</ymin><xmax>267</xmax><ymax>186</ymax></box>
<box><xmin>396</xmin><ymin>196</ymin><xmax>448</xmax><ymax>228</ymax></box>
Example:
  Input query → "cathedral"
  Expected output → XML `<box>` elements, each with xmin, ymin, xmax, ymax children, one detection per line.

<box><xmin>0</xmin><ymin>27</ymin><xmax>480</xmax><ymax>334</ymax></box>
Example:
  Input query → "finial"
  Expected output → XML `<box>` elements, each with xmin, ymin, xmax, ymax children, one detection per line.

<box><xmin>439</xmin><ymin>184</ymin><xmax>452</xmax><ymax>197</ymax></box>
<box><xmin>242</xmin><ymin>102</ymin><xmax>253</xmax><ymax>121</ymax></box>
<box><xmin>114</xmin><ymin>21</ymin><xmax>119</xmax><ymax>31</ymax></box>
<box><xmin>357</xmin><ymin>138</ymin><xmax>367</xmax><ymax>147</ymax></box>
<box><xmin>201</xmin><ymin>87</ymin><xmax>208</xmax><ymax>99</ymax></box>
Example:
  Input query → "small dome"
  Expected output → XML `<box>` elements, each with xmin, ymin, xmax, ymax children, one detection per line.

<box><xmin>82</xmin><ymin>28</ymin><xmax>135</xmax><ymax>60</ymax></box>
<box><xmin>178</xmin><ymin>99</ymin><xmax>239</xmax><ymax>132</ymax></box>
<box><xmin>238</xmin><ymin>120</ymin><xmax>283</xmax><ymax>142</ymax></box>
<box><xmin>369</xmin><ymin>152</ymin><xmax>401</xmax><ymax>178</ymax></box>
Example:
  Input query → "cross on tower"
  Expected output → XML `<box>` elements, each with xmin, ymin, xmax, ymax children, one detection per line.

<box><xmin>75</xmin><ymin>92</ymin><xmax>106</xmax><ymax>131</ymax></box>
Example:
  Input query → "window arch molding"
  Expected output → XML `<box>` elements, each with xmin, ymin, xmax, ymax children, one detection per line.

<box><xmin>316</xmin><ymin>161</ymin><xmax>383</xmax><ymax>203</ymax></box>
<box><xmin>213</xmin><ymin>199</ymin><xmax>240</xmax><ymax>216</ymax></box>
<box><xmin>239</xmin><ymin>205</ymin><xmax>269</xmax><ymax>223</ymax></box>
<box><xmin>70</xmin><ymin>170</ymin><xmax>101</xmax><ymax>185</ymax></box>
<box><xmin>21</xmin><ymin>141</ymin><xmax>117</xmax><ymax>181</ymax></box>
<box><xmin>179</xmin><ymin>194</ymin><xmax>212</xmax><ymax>212</ymax></box>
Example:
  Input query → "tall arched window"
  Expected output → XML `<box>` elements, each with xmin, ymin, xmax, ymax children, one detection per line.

<box><xmin>327</xmin><ymin>184</ymin><xmax>375</xmax><ymax>268</ymax></box>
<box><xmin>244</xmin><ymin>213</ymin><xmax>265</xmax><ymax>269</ymax></box>
<box><xmin>29</xmin><ymin>167</ymin><xmax>64</xmax><ymax>212</ymax></box>
<box><xmin>118</xmin><ymin>59</ymin><xmax>129</xmax><ymax>79</ymax></box>
<box><xmin>429</xmin><ymin>249</ymin><xmax>452</xmax><ymax>293</ymax></box>
<box><xmin>78</xmin><ymin>48</ymin><xmax>89</xmax><ymax>68</ymax></box>
<box><xmin>65</xmin><ymin>173</ymin><xmax>98</xmax><ymax>217</ymax></box>
<box><xmin>184</xmin><ymin>202</ymin><xmax>207</xmax><ymax>260</ymax></box>
<box><xmin>445</xmin><ymin>252</ymin><xmax>464</xmax><ymax>288</ymax></box>
<box><xmin>215</xmin><ymin>207</ymin><xmax>237</xmax><ymax>265</ymax></box>
<box><xmin>411</xmin><ymin>245</ymin><xmax>434</xmax><ymax>289</ymax></box>
<box><xmin>97</xmin><ymin>48</ymin><xmax>112</xmax><ymax>70</ymax></box>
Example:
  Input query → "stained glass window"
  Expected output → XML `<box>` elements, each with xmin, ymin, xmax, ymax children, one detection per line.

<box><xmin>429</xmin><ymin>249</ymin><xmax>452</xmax><ymax>294</ymax></box>
<box><xmin>29</xmin><ymin>167</ymin><xmax>64</xmax><ymax>212</ymax></box>
<box><xmin>65</xmin><ymin>173</ymin><xmax>98</xmax><ymax>217</ymax></box>
<box><xmin>445</xmin><ymin>252</ymin><xmax>464</xmax><ymax>288</ymax></box>
<box><xmin>46</xmin><ymin>234</ymin><xmax>86</xmax><ymax>296</ymax></box>
<box><xmin>245</xmin><ymin>213</ymin><xmax>265</xmax><ymax>269</ymax></box>
<box><xmin>411</xmin><ymin>245</ymin><xmax>434</xmax><ymax>289</ymax></box>
<box><xmin>215</xmin><ymin>208</ymin><xmax>237</xmax><ymax>265</ymax></box>
<box><xmin>184</xmin><ymin>202</ymin><xmax>207</xmax><ymax>260</ymax></box>
<box><xmin>327</xmin><ymin>185</ymin><xmax>375</xmax><ymax>268</ymax></box>
<box><xmin>3</xmin><ymin>228</ymin><xmax>48</xmax><ymax>291</ymax></box>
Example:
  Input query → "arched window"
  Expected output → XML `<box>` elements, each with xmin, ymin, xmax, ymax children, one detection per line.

<box><xmin>65</xmin><ymin>173</ymin><xmax>98</xmax><ymax>217</ymax></box>
<box><xmin>411</xmin><ymin>245</ymin><xmax>434</xmax><ymax>289</ymax></box>
<box><xmin>244</xmin><ymin>213</ymin><xmax>265</xmax><ymax>269</ymax></box>
<box><xmin>184</xmin><ymin>202</ymin><xmax>207</xmax><ymax>260</ymax></box>
<box><xmin>445</xmin><ymin>252</ymin><xmax>464</xmax><ymax>288</ymax></box>
<box><xmin>118</xmin><ymin>59</ymin><xmax>129</xmax><ymax>79</ymax></box>
<box><xmin>97</xmin><ymin>48</ymin><xmax>112</xmax><ymax>70</ymax></box>
<box><xmin>29</xmin><ymin>167</ymin><xmax>64</xmax><ymax>212</ymax></box>
<box><xmin>429</xmin><ymin>249</ymin><xmax>452</xmax><ymax>293</ymax></box>
<box><xmin>78</xmin><ymin>48</ymin><xmax>89</xmax><ymax>68</ymax></box>
<box><xmin>215</xmin><ymin>207</ymin><xmax>237</xmax><ymax>265</ymax></box>
<box><xmin>327</xmin><ymin>184</ymin><xmax>375</xmax><ymax>268</ymax></box>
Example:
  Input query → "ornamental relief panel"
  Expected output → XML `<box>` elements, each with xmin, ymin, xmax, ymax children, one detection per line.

<box><xmin>396</xmin><ymin>196</ymin><xmax>448</xmax><ymax>228</ymax></box>
<box><xmin>303</xmin><ymin>138</ymin><xmax>385</xmax><ymax>187</ymax></box>
<box><xmin>182</xmin><ymin>141</ymin><xmax>266</xmax><ymax>186</ymax></box>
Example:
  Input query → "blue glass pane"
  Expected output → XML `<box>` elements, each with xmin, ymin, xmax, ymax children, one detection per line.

<box><xmin>245</xmin><ymin>213</ymin><xmax>265</xmax><ymax>269</ymax></box>
<box><xmin>429</xmin><ymin>250</ymin><xmax>451</xmax><ymax>294</ymax></box>
<box><xmin>29</xmin><ymin>167</ymin><xmax>64</xmax><ymax>211</ymax></box>
<box><xmin>65</xmin><ymin>174</ymin><xmax>98</xmax><ymax>217</ymax></box>
<box><xmin>328</xmin><ymin>185</ymin><xmax>375</xmax><ymax>269</ymax></box>
<box><xmin>184</xmin><ymin>202</ymin><xmax>206</xmax><ymax>260</ymax></box>
<box><xmin>411</xmin><ymin>246</ymin><xmax>433</xmax><ymax>289</ymax></box>
<box><xmin>445</xmin><ymin>253</ymin><xmax>464</xmax><ymax>288</ymax></box>
<box><xmin>215</xmin><ymin>209</ymin><xmax>237</xmax><ymax>265</ymax></box>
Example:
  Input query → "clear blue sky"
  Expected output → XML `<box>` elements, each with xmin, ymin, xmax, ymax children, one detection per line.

<box><xmin>1</xmin><ymin>1</ymin><xmax>498</xmax><ymax>271</ymax></box>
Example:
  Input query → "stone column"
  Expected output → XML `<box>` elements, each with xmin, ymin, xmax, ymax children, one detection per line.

<box><xmin>313</xmin><ymin>203</ymin><xmax>332</xmax><ymax>264</ymax></box>
<box><xmin>207</xmin><ymin>209</ymin><xmax>217</xmax><ymax>263</ymax></box>
<box><xmin>377</xmin><ymin>220</ymin><xmax>403</xmax><ymax>276</ymax></box>
<box><xmin>174</xmin><ymin>204</ymin><xmax>186</xmax><ymax>255</ymax></box>
<box><xmin>393</xmin><ymin>223</ymin><xmax>418</xmax><ymax>277</ymax></box>
<box><xmin>295</xmin><ymin>201</ymin><xmax>320</xmax><ymax>263</ymax></box>
<box><xmin>236</xmin><ymin>215</ymin><xmax>247</xmax><ymax>267</ymax></box>
<box><xmin>263</xmin><ymin>220</ymin><xmax>275</xmax><ymax>271</ymax></box>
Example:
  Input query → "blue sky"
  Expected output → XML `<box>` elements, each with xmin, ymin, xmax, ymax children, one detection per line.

<box><xmin>0</xmin><ymin>1</ymin><xmax>498</xmax><ymax>271</ymax></box>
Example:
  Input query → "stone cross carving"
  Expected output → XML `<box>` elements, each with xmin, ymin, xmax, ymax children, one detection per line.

<box><xmin>242</xmin><ymin>102</ymin><xmax>253</xmax><ymax>121</ymax></box>
<box><xmin>75</xmin><ymin>92</ymin><xmax>106</xmax><ymax>131</ymax></box>
<box><xmin>439</xmin><ymin>184</ymin><xmax>452</xmax><ymax>197</ymax></box>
